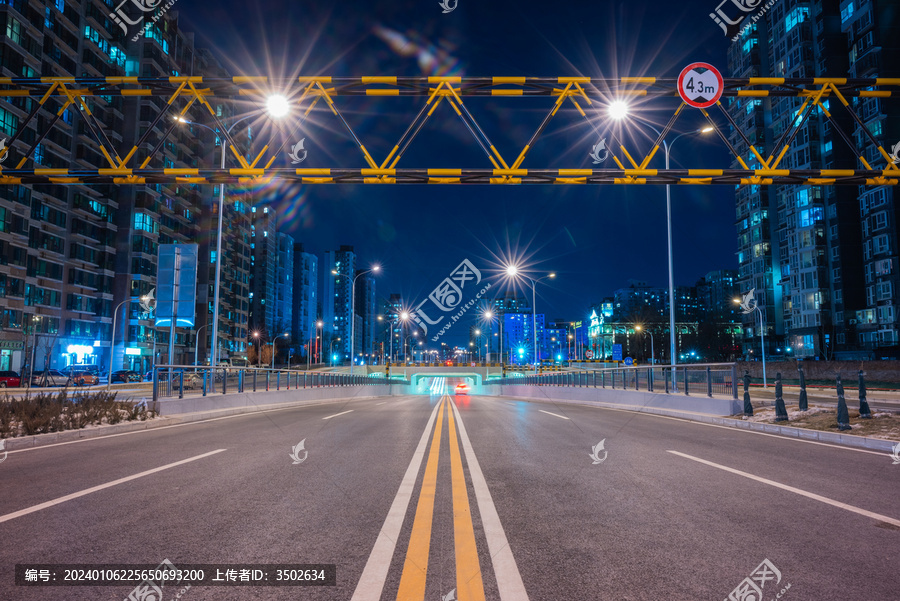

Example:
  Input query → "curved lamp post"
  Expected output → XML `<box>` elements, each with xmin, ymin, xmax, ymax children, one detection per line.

<box><xmin>176</xmin><ymin>95</ymin><xmax>289</xmax><ymax>369</ymax></box>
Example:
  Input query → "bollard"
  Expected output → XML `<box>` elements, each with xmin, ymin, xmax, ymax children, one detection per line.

<box><xmin>742</xmin><ymin>370</ymin><xmax>753</xmax><ymax>417</ymax></box>
<box><xmin>836</xmin><ymin>374</ymin><xmax>851</xmax><ymax>431</ymax></box>
<box><xmin>858</xmin><ymin>370</ymin><xmax>872</xmax><ymax>419</ymax></box>
<box><xmin>797</xmin><ymin>364</ymin><xmax>808</xmax><ymax>411</ymax></box>
<box><xmin>774</xmin><ymin>372</ymin><xmax>788</xmax><ymax>422</ymax></box>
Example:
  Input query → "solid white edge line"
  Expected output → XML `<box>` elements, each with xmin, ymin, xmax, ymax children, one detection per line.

<box><xmin>581</xmin><ymin>403</ymin><xmax>888</xmax><ymax>457</ymax></box>
<box><xmin>0</xmin><ymin>449</ymin><xmax>227</xmax><ymax>524</ymax></box>
<box><xmin>450</xmin><ymin>399</ymin><xmax>530</xmax><ymax>601</ymax></box>
<box><xmin>349</xmin><ymin>398</ymin><xmax>444</xmax><ymax>601</ymax></box>
<box><xmin>322</xmin><ymin>410</ymin><xmax>354</xmax><ymax>420</ymax></box>
<box><xmin>538</xmin><ymin>409</ymin><xmax>569</xmax><ymax>420</ymax></box>
<box><xmin>667</xmin><ymin>450</ymin><xmax>900</xmax><ymax>528</ymax></box>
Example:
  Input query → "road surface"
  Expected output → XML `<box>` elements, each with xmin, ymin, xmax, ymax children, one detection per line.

<box><xmin>1</xmin><ymin>393</ymin><xmax>897</xmax><ymax>600</ymax></box>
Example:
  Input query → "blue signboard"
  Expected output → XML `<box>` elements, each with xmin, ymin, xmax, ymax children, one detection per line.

<box><xmin>624</xmin><ymin>357</ymin><xmax>634</xmax><ymax>366</ymax></box>
<box><xmin>156</xmin><ymin>244</ymin><xmax>198</xmax><ymax>328</ymax></box>
<box><xmin>612</xmin><ymin>344</ymin><xmax>623</xmax><ymax>361</ymax></box>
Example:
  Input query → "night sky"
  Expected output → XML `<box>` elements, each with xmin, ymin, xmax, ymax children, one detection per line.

<box><xmin>177</xmin><ymin>0</ymin><xmax>737</xmax><ymax>341</ymax></box>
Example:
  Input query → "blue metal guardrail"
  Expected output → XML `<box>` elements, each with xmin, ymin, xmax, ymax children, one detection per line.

<box><xmin>486</xmin><ymin>363</ymin><xmax>739</xmax><ymax>400</ymax></box>
<box><xmin>152</xmin><ymin>365</ymin><xmax>395</xmax><ymax>403</ymax></box>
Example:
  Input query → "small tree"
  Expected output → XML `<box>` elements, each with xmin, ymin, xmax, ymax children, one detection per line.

<box><xmin>260</xmin><ymin>344</ymin><xmax>274</xmax><ymax>367</ymax></box>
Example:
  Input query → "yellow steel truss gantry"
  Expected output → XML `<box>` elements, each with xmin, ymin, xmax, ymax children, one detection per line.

<box><xmin>0</xmin><ymin>75</ymin><xmax>898</xmax><ymax>185</ymax></box>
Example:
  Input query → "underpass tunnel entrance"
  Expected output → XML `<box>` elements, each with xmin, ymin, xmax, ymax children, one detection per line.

<box><xmin>412</xmin><ymin>373</ymin><xmax>482</xmax><ymax>396</ymax></box>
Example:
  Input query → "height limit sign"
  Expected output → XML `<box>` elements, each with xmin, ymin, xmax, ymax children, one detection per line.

<box><xmin>677</xmin><ymin>63</ymin><xmax>723</xmax><ymax>109</ymax></box>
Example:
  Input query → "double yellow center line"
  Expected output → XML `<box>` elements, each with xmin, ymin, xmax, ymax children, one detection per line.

<box><xmin>396</xmin><ymin>396</ymin><xmax>485</xmax><ymax>601</ymax></box>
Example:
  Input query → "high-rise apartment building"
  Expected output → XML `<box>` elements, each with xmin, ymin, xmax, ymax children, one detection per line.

<box><xmin>0</xmin><ymin>1</ymin><xmax>248</xmax><ymax>372</ymax></box>
<box><xmin>355</xmin><ymin>269</ymin><xmax>376</xmax><ymax>361</ymax></box>
<box><xmin>291</xmin><ymin>243</ymin><xmax>318</xmax><ymax>359</ymax></box>
<box><xmin>840</xmin><ymin>0</ymin><xmax>900</xmax><ymax>356</ymax></box>
<box><xmin>727</xmin><ymin>0</ymin><xmax>898</xmax><ymax>359</ymax></box>
<box><xmin>322</xmin><ymin>245</ymin><xmax>356</xmax><ymax>360</ymax></box>
<box><xmin>274</xmin><ymin>233</ymin><xmax>293</xmax><ymax>339</ymax></box>
<box><xmin>249</xmin><ymin>205</ymin><xmax>277</xmax><ymax>337</ymax></box>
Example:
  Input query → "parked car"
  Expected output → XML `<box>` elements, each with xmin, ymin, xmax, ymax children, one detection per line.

<box><xmin>173</xmin><ymin>371</ymin><xmax>202</xmax><ymax>390</ymax></box>
<box><xmin>109</xmin><ymin>370</ymin><xmax>142</xmax><ymax>383</ymax></box>
<box><xmin>31</xmin><ymin>370</ymin><xmax>69</xmax><ymax>387</ymax></box>
<box><xmin>0</xmin><ymin>371</ymin><xmax>21</xmax><ymax>388</ymax></box>
<box><xmin>68</xmin><ymin>370</ymin><xmax>99</xmax><ymax>386</ymax></box>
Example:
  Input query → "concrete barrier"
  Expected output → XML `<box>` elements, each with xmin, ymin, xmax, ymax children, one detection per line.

<box><xmin>491</xmin><ymin>384</ymin><xmax>741</xmax><ymax>416</ymax></box>
<box><xmin>153</xmin><ymin>384</ymin><xmax>401</xmax><ymax>415</ymax></box>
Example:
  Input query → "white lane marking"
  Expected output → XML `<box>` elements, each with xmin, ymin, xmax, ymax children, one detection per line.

<box><xmin>7</xmin><ymin>397</ymin><xmax>403</xmax><ymax>455</ymax></box>
<box><xmin>583</xmin><ymin>403</ymin><xmax>887</xmax><ymax>457</ymax></box>
<box><xmin>538</xmin><ymin>409</ymin><xmax>569</xmax><ymax>420</ymax></box>
<box><xmin>375</xmin><ymin>402</ymin><xmax>387</xmax><ymax>406</ymax></box>
<box><xmin>322</xmin><ymin>410</ymin><xmax>354</xmax><ymax>420</ymax></box>
<box><xmin>667</xmin><ymin>450</ymin><xmax>900</xmax><ymax>528</ymax></box>
<box><xmin>450</xmin><ymin>399</ymin><xmax>530</xmax><ymax>600</ymax></box>
<box><xmin>0</xmin><ymin>449</ymin><xmax>226</xmax><ymax>524</ymax></box>
<box><xmin>350</xmin><ymin>399</ymin><xmax>444</xmax><ymax>601</ymax></box>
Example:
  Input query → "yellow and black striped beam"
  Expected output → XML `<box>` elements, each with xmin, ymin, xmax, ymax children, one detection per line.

<box><xmin>2</xmin><ymin>76</ymin><xmax>899</xmax><ymax>98</ymax></box>
<box><xmin>0</xmin><ymin>167</ymin><xmax>896</xmax><ymax>186</ymax></box>
<box><xmin>2</xmin><ymin>76</ymin><xmax>898</xmax><ymax>185</ymax></box>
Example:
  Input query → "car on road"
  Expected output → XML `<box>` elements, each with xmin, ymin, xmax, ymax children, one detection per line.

<box><xmin>30</xmin><ymin>370</ymin><xmax>69</xmax><ymax>387</ymax></box>
<box><xmin>68</xmin><ymin>370</ymin><xmax>99</xmax><ymax>386</ymax></box>
<box><xmin>109</xmin><ymin>370</ymin><xmax>142</xmax><ymax>383</ymax></box>
<box><xmin>455</xmin><ymin>383</ymin><xmax>469</xmax><ymax>395</ymax></box>
<box><xmin>0</xmin><ymin>371</ymin><xmax>21</xmax><ymax>388</ymax></box>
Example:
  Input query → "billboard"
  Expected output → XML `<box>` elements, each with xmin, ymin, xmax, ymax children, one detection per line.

<box><xmin>155</xmin><ymin>244</ymin><xmax>198</xmax><ymax>328</ymax></box>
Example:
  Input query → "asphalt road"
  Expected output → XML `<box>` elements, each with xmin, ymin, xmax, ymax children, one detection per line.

<box><xmin>1</xmin><ymin>392</ymin><xmax>898</xmax><ymax>600</ymax></box>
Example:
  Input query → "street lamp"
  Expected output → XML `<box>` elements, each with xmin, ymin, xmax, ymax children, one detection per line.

<box><xmin>252</xmin><ymin>331</ymin><xmax>261</xmax><ymax>367</ymax></box>
<box><xmin>734</xmin><ymin>294</ymin><xmax>768</xmax><ymax>388</ymax></box>
<box><xmin>193</xmin><ymin>323</ymin><xmax>210</xmax><ymax>367</ymax></box>
<box><xmin>405</xmin><ymin>332</ymin><xmax>418</xmax><ymax>363</ymax></box>
<box><xmin>481</xmin><ymin>309</ymin><xmax>495</xmax><ymax>362</ymax></box>
<box><xmin>176</xmin><ymin>97</ymin><xmax>290</xmax><ymax>370</ymax></box>
<box><xmin>332</xmin><ymin>265</ymin><xmax>381</xmax><ymax>375</ymax></box>
<box><xmin>272</xmin><ymin>332</ymin><xmax>289</xmax><ymax>369</ymax></box>
<box><xmin>505</xmin><ymin>266</ymin><xmax>556</xmax><ymax>373</ymax></box>
<box><xmin>635</xmin><ymin>325</ymin><xmax>654</xmax><ymax>366</ymax></box>
<box><xmin>108</xmin><ymin>292</ymin><xmax>153</xmax><ymax>391</ymax></box>
<box><xmin>389</xmin><ymin>311</ymin><xmax>409</xmax><ymax>363</ymax></box>
<box><xmin>609</xmin><ymin>104</ymin><xmax>712</xmax><ymax>387</ymax></box>
<box><xmin>330</xmin><ymin>337</ymin><xmax>342</xmax><ymax>366</ymax></box>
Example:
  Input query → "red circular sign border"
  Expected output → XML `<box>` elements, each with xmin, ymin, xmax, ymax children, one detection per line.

<box><xmin>677</xmin><ymin>62</ymin><xmax>724</xmax><ymax>109</ymax></box>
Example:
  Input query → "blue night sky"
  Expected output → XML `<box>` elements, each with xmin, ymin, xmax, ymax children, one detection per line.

<box><xmin>177</xmin><ymin>0</ymin><xmax>738</xmax><ymax>338</ymax></box>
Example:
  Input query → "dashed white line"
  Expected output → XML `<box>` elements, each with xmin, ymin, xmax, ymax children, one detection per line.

<box><xmin>0</xmin><ymin>449</ymin><xmax>227</xmax><ymax>524</ymax></box>
<box><xmin>322</xmin><ymin>410</ymin><xmax>354</xmax><ymax>420</ymax></box>
<box><xmin>375</xmin><ymin>402</ymin><xmax>387</xmax><ymax>406</ymax></box>
<box><xmin>668</xmin><ymin>450</ymin><xmax>900</xmax><ymax>528</ymax></box>
<box><xmin>538</xmin><ymin>409</ymin><xmax>569</xmax><ymax>420</ymax></box>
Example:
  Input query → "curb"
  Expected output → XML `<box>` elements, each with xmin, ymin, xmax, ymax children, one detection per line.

<box><xmin>498</xmin><ymin>394</ymin><xmax>897</xmax><ymax>452</ymax></box>
<box><xmin>3</xmin><ymin>393</ymin><xmax>391</xmax><ymax>452</ymax></box>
